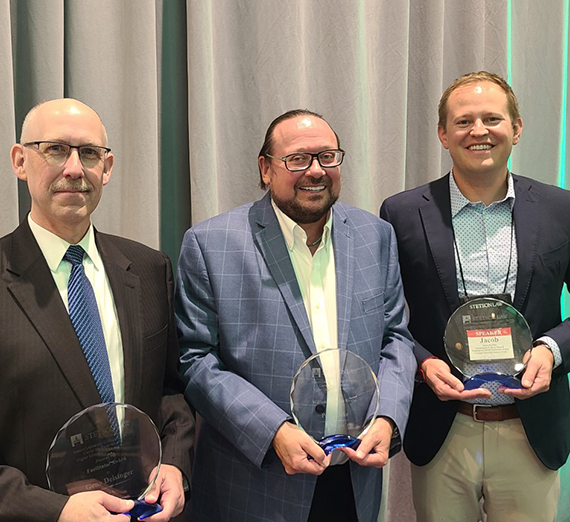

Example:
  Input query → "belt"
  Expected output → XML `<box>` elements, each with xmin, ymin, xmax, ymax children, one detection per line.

<box><xmin>457</xmin><ymin>401</ymin><xmax>519</xmax><ymax>422</ymax></box>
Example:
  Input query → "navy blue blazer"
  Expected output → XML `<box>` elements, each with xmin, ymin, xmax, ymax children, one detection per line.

<box><xmin>380</xmin><ymin>173</ymin><xmax>570</xmax><ymax>469</ymax></box>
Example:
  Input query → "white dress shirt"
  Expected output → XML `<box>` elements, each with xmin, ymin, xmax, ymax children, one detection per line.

<box><xmin>28</xmin><ymin>215</ymin><xmax>125</xmax><ymax>402</ymax></box>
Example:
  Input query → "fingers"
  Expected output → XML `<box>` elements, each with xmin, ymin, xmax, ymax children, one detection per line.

<box><xmin>58</xmin><ymin>491</ymin><xmax>134</xmax><ymax>522</ymax></box>
<box><xmin>500</xmin><ymin>345</ymin><xmax>553</xmax><ymax>399</ymax></box>
<box><xmin>100</xmin><ymin>495</ymin><xmax>135</xmax><ymax>515</ymax></box>
<box><xmin>340</xmin><ymin>418</ymin><xmax>391</xmax><ymax>468</ymax></box>
<box><xmin>272</xmin><ymin>422</ymin><xmax>329</xmax><ymax>475</ymax></box>
<box><xmin>455</xmin><ymin>388</ymin><xmax>492</xmax><ymax>400</ymax></box>
<box><xmin>143</xmin><ymin>465</ymin><xmax>185</xmax><ymax>521</ymax></box>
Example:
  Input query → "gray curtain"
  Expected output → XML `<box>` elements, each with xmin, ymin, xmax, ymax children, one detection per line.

<box><xmin>2</xmin><ymin>1</ymin><xmax>569</xmax><ymax>520</ymax></box>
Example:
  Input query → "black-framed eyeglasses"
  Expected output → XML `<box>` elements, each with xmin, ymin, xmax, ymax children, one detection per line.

<box><xmin>266</xmin><ymin>149</ymin><xmax>345</xmax><ymax>172</ymax></box>
<box><xmin>22</xmin><ymin>141</ymin><xmax>111</xmax><ymax>168</ymax></box>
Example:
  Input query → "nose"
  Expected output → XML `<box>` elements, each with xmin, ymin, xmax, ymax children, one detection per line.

<box><xmin>62</xmin><ymin>148</ymin><xmax>84</xmax><ymax>178</ymax></box>
<box><xmin>304</xmin><ymin>156</ymin><xmax>326</xmax><ymax>178</ymax></box>
<box><xmin>470</xmin><ymin>119</ymin><xmax>489</xmax><ymax>137</ymax></box>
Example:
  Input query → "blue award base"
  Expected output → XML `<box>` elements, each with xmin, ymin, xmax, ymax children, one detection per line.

<box><xmin>120</xmin><ymin>500</ymin><xmax>163</xmax><ymax>520</ymax></box>
<box><xmin>319</xmin><ymin>434</ymin><xmax>361</xmax><ymax>455</ymax></box>
<box><xmin>464</xmin><ymin>372</ymin><xmax>523</xmax><ymax>390</ymax></box>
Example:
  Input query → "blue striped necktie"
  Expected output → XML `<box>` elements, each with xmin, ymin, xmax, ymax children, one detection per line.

<box><xmin>64</xmin><ymin>245</ymin><xmax>115</xmax><ymax>403</ymax></box>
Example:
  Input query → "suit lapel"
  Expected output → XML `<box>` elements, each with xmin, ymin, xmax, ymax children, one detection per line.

<box><xmin>96</xmin><ymin>232</ymin><xmax>142</xmax><ymax>405</ymax></box>
<box><xmin>419</xmin><ymin>175</ymin><xmax>461</xmax><ymax>313</ymax></box>
<box><xmin>331</xmin><ymin>205</ymin><xmax>353</xmax><ymax>351</ymax></box>
<box><xmin>512</xmin><ymin>175</ymin><xmax>540</xmax><ymax>310</ymax></box>
<box><xmin>6</xmin><ymin>221</ymin><xmax>100</xmax><ymax>408</ymax></box>
<box><xmin>250</xmin><ymin>194</ymin><xmax>316</xmax><ymax>355</ymax></box>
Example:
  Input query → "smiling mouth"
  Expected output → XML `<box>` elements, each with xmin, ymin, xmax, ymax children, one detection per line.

<box><xmin>468</xmin><ymin>144</ymin><xmax>493</xmax><ymax>151</ymax></box>
<box><xmin>299</xmin><ymin>185</ymin><xmax>326</xmax><ymax>192</ymax></box>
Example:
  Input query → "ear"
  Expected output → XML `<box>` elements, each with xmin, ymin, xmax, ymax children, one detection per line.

<box><xmin>512</xmin><ymin>118</ymin><xmax>523</xmax><ymax>145</ymax></box>
<box><xmin>11</xmin><ymin>144</ymin><xmax>27</xmax><ymax>181</ymax></box>
<box><xmin>102</xmin><ymin>153</ymin><xmax>114</xmax><ymax>186</ymax></box>
<box><xmin>258</xmin><ymin>155</ymin><xmax>272</xmax><ymax>187</ymax></box>
<box><xmin>437</xmin><ymin>125</ymin><xmax>449</xmax><ymax>150</ymax></box>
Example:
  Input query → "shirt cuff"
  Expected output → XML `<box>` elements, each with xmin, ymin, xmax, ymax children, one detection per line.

<box><xmin>535</xmin><ymin>336</ymin><xmax>562</xmax><ymax>369</ymax></box>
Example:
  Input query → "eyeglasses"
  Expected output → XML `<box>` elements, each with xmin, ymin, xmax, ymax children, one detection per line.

<box><xmin>266</xmin><ymin>149</ymin><xmax>345</xmax><ymax>172</ymax></box>
<box><xmin>22</xmin><ymin>141</ymin><xmax>111</xmax><ymax>169</ymax></box>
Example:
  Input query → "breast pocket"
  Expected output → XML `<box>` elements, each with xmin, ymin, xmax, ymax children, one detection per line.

<box><xmin>540</xmin><ymin>240</ymin><xmax>570</xmax><ymax>266</ymax></box>
<box><xmin>361</xmin><ymin>293</ymin><xmax>385</xmax><ymax>314</ymax></box>
<box><xmin>144</xmin><ymin>324</ymin><xmax>168</xmax><ymax>352</ymax></box>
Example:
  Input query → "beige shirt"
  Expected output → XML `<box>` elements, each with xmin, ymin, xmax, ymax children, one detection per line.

<box><xmin>28</xmin><ymin>215</ymin><xmax>125</xmax><ymax>402</ymax></box>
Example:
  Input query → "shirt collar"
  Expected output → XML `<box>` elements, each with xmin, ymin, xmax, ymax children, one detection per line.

<box><xmin>449</xmin><ymin>170</ymin><xmax>516</xmax><ymax>218</ymax></box>
<box><xmin>28</xmin><ymin>215</ymin><xmax>103</xmax><ymax>272</ymax></box>
<box><xmin>271</xmin><ymin>199</ymin><xmax>332</xmax><ymax>251</ymax></box>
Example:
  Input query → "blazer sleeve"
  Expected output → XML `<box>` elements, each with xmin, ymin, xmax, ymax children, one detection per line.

<box><xmin>0</xmin><ymin>466</ymin><xmax>68</xmax><ymax>522</ymax></box>
<box><xmin>175</xmin><ymin>228</ymin><xmax>290</xmax><ymax>469</ymax></box>
<box><xmin>533</xmin><ymin>243</ymin><xmax>570</xmax><ymax>375</ymax></box>
<box><xmin>374</xmin><ymin>223</ymin><xmax>418</xmax><ymax>441</ymax></box>
<box><xmin>157</xmin><ymin>255</ymin><xmax>195</xmax><ymax>481</ymax></box>
<box><xmin>380</xmin><ymin>200</ymin><xmax>435</xmax><ymax>366</ymax></box>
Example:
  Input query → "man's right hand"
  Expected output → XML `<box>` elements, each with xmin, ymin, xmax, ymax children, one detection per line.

<box><xmin>272</xmin><ymin>422</ymin><xmax>330</xmax><ymax>475</ymax></box>
<box><xmin>58</xmin><ymin>491</ymin><xmax>134</xmax><ymax>522</ymax></box>
<box><xmin>421</xmin><ymin>358</ymin><xmax>492</xmax><ymax>401</ymax></box>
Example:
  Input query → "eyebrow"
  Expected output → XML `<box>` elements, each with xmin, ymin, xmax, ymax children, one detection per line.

<box><xmin>40</xmin><ymin>139</ymin><xmax>105</xmax><ymax>147</ymax></box>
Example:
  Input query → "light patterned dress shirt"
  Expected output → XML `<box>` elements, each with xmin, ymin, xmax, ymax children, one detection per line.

<box><xmin>450</xmin><ymin>172</ymin><xmax>561</xmax><ymax>405</ymax></box>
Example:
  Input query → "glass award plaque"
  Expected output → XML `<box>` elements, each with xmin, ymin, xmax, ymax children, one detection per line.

<box><xmin>46</xmin><ymin>403</ymin><xmax>163</xmax><ymax>520</ymax></box>
<box><xmin>444</xmin><ymin>297</ymin><xmax>533</xmax><ymax>390</ymax></box>
<box><xmin>290</xmin><ymin>348</ymin><xmax>380</xmax><ymax>455</ymax></box>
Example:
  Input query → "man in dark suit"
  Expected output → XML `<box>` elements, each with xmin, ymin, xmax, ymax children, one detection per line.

<box><xmin>2</xmin><ymin>98</ymin><xmax>195</xmax><ymax>522</ymax></box>
<box><xmin>381</xmin><ymin>71</ymin><xmax>570</xmax><ymax>521</ymax></box>
<box><xmin>176</xmin><ymin>110</ymin><xmax>416</xmax><ymax>521</ymax></box>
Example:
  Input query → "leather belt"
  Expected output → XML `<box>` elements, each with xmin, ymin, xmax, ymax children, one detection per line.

<box><xmin>457</xmin><ymin>401</ymin><xmax>519</xmax><ymax>422</ymax></box>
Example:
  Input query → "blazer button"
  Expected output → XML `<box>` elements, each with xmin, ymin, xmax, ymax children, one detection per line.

<box><xmin>315</xmin><ymin>404</ymin><xmax>325</xmax><ymax>414</ymax></box>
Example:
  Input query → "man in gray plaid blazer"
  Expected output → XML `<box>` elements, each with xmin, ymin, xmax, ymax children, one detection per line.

<box><xmin>176</xmin><ymin>109</ymin><xmax>416</xmax><ymax>522</ymax></box>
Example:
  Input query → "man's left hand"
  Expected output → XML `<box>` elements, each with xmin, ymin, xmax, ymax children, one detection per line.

<box><xmin>500</xmin><ymin>344</ymin><xmax>554</xmax><ymax>399</ymax></box>
<box><xmin>143</xmin><ymin>464</ymin><xmax>185</xmax><ymax>521</ymax></box>
<box><xmin>340</xmin><ymin>417</ymin><xmax>393</xmax><ymax>468</ymax></box>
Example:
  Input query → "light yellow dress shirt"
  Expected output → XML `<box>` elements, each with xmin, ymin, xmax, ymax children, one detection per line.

<box><xmin>272</xmin><ymin>201</ymin><xmax>347</xmax><ymax>464</ymax></box>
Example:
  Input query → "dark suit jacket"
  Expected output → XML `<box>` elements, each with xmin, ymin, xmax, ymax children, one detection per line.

<box><xmin>0</xmin><ymin>219</ymin><xmax>195</xmax><ymax>522</ymax></box>
<box><xmin>380</xmin><ymin>173</ymin><xmax>570</xmax><ymax>470</ymax></box>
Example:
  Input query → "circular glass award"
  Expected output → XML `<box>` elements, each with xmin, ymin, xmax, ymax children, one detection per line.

<box><xmin>290</xmin><ymin>348</ymin><xmax>380</xmax><ymax>455</ymax></box>
<box><xmin>444</xmin><ymin>297</ymin><xmax>533</xmax><ymax>389</ymax></box>
<box><xmin>46</xmin><ymin>403</ymin><xmax>163</xmax><ymax>520</ymax></box>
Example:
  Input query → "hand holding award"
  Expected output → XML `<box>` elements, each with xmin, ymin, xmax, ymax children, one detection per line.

<box><xmin>290</xmin><ymin>348</ymin><xmax>380</xmax><ymax>455</ymax></box>
<box><xmin>46</xmin><ymin>403</ymin><xmax>163</xmax><ymax>520</ymax></box>
<box><xmin>444</xmin><ymin>297</ymin><xmax>533</xmax><ymax>390</ymax></box>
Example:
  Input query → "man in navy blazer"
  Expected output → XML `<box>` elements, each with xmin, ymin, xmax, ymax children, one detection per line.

<box><xmin>1</xmin><ymin>99</ymin><xmax>194</xmax><ymax>522</ymax></box>
<box><xmin>176</xmin><ymin>109</ymin><xmax>416</xmax><ymax>521</ymax></box>
<box><xmin>381</xmin><ymin>72</ymin><xmax>570</xmax><ymax>521</ymax></box>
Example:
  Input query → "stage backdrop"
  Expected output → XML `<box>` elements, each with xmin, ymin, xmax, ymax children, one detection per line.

<box><xmin>1</xmin><ymin>1</ymin><xmax>569</xmax><ymax>520</ymax></box>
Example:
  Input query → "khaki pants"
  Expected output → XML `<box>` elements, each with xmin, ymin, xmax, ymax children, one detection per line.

<box><xmin>411</xmin><ymin>413</ymin><xmax>560</xmax><ymax>522</ymax></box>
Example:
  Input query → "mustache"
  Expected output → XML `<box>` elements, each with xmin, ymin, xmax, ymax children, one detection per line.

<box><xmin>50</xmin><ymin>179</ymin><xmax>93</xmax><ymax>192</ymax></box>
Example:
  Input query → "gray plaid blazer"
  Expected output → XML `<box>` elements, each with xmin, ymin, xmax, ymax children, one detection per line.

<box><xmin>176</xmin><ymin>192</ymin><xmax>415</xmax><ymax>522</ymax></box>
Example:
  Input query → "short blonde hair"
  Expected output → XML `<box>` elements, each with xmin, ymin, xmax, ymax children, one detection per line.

<box><xmin>438</xmin><ymin>71</ymin><xmax>521</xmax><ymax>129</ymax></box>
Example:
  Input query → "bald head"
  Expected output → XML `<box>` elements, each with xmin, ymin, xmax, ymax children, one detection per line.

<box><xmin>11</xmin><ymin>98</ymin><xmax>113</xmax><ymax>244</ymax></box>
<box><xmin>20</xmin><ymin>99</ymin><xmax>108</xmax><ymax>146</ymax></box>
